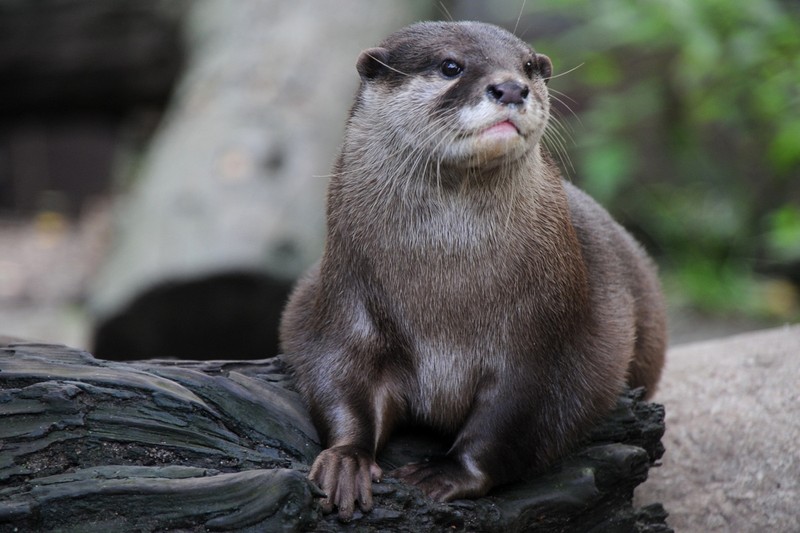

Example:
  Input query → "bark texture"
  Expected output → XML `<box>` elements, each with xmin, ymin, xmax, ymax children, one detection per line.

<box><xmin>0</xmin><ymin>343</ymin><xmax>669</xmax><ymax>532</ymax></box>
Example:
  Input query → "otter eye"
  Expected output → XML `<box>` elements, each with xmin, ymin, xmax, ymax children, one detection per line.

<box><xmin>524</xmin><ymin>59</ymin><xmax>535</xmax><ymax>78</ymax></box>
<box><xmin>440</xmin><ymin>59</ymin><xmax>463</xmax><ymax>78</ymax></box>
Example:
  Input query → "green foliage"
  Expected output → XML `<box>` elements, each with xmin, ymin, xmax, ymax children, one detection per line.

<box><xmin>528</xmin><ymin>0</ymin><xmax>800</xmax><ymax>319</ymax></box>
<box><xmin>767</xmin><ymin>204</ymin><xmax>800</xmax><ymax>261</ymax></box>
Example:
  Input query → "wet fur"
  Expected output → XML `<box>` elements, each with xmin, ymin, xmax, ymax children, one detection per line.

<box><xmin>280</xmin><ymin>21</ymin><xmax>666</xmax><ymax>520</ymax></box>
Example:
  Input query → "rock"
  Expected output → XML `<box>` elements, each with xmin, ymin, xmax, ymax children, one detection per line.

<box><xmin>0</xmin><ymin>342</ymin><xmax>669</xmax><ymax>532</ymax></box>
<box><xmin>636</xmin><ymin>324</ymin><xmax>800</xmax><ymax>532</ymax></box>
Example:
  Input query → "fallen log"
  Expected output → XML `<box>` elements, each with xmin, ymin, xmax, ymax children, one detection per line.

<box><xmin>0</xmin><ymin>343</ymin><xmax>670</xmax><ymax>532</ymax></box>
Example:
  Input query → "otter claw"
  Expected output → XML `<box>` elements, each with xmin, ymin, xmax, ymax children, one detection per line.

<box><xmin>308</xmin><ymin>445</ymin><xmax>382</xmax><ymax>521</ymax></box>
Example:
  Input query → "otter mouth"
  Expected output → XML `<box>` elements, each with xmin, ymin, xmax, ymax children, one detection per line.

<box><xmin>453</xmin><ymin>118</ymin><xmax>523</xmax><ymax>141</ymax></box>
<box><xmin>479</xmin><ymin>119</ymin><xmax>521</xmax><ymax>137</ymax></box>
<box><xmin>443</xmin><ymin>114</ymin><xmax>532</xmax><ymax>167</ymax></box>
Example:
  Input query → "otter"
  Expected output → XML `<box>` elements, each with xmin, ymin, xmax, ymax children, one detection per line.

<box><xmin>280</xmin><ymin>21</ymin><xmax>666</xmax><ymax>520</ymax></box>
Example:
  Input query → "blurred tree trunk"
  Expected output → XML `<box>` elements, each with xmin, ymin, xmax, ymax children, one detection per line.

<box><xmin>88</xmin><ymin>0</ymin><xmax>422</xmax><ymax>359</ymax></box>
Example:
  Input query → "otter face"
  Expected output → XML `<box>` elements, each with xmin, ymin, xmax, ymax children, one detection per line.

<box><xmin>354</xmin><ymin>21</ymin><xmax>552</xmax><ymax>170</ymax></box>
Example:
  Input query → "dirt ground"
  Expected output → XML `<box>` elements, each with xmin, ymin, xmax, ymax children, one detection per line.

<box><xmin>0</xmin><ymin>203</ymin><xmax>112</xmax><ymax>349</ymax></box>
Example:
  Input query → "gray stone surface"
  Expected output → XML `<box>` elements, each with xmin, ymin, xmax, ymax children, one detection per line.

<box><xmin>636</xmin><ymin>324</ymin><xmax>800</xmax><ymax>532</ymax></box>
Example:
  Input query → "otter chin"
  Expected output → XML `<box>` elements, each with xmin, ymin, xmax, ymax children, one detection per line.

<box><xmin>280</xmin><ymin>20</ymin><xmax>666</xmax><ymax>521</ymax></box>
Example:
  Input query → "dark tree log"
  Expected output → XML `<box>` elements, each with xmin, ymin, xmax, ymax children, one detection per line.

<box><xmin>0</xmin><ymin>343</ymin><xmax>670</xmax><ymax>532</ymax></box>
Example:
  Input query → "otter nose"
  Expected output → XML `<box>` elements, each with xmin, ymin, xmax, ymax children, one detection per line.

<box><xmin>487</xmin><ymin>80</ymin><xmax>530</xmax><ymax>105</ymax></box>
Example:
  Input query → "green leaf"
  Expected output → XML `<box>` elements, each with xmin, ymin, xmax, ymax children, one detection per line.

<box><xmin>766</xmin><ymin>204</ymin><xmax>800</xmax><ymax>261</ymax></box>
<box><xmin>769</xmin><ymin>119</ymin><xmax>800</xmax><ymax>172</ymax></box>
<box><xmin>581</xmin><ymin>141</ymin><xmax>635</xmax><ymax>203</ymax></box>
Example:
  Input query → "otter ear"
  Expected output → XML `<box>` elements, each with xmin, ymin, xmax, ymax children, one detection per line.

<box><xmin>535</xmin><ymin>53</ymin><xmax>553</xmax><ymax>83</ymax></box>
<box><xmin>357</xmin><ymin>47</ymin><xmax>391</xmax><ymax>81</ymax></box>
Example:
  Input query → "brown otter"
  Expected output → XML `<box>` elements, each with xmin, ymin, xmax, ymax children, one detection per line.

<box><xmin>280</xmin><ymin>20</ymin><xmax>666</xmax><ymax>520</ymax></box>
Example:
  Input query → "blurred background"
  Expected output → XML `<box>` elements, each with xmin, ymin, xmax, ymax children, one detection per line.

<box><xmin>0</xmin><ymin>0</ymin><xmax>798</xmax><ymax>359</ymax></box>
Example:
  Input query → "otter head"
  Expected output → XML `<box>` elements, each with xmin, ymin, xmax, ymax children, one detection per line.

<box><xmin>352</xmin><ymin>21</ymin><xmax>553</xmax><ymax>171</ymax></box>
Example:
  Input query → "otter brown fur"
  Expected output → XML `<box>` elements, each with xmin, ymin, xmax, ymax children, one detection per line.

<box><xmin>280</xmin><ymin>20</ymin><xmax>666</xmax><ymax>520</ymax></box>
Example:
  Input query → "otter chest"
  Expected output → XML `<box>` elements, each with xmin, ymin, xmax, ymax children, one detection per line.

<box><xmin>387</xmin><ymin>269</ymin><xmax>515</xmax><ymax>431</ymax></box>
<box><xmin>365</xmin><ymin>195</ymin><xmax>531</xmax><ymax>428</ymax></box>
<box><xmin>407</xmin><ymin>334</ymin><xmax>509</xmax><ymax>432</ymax></box>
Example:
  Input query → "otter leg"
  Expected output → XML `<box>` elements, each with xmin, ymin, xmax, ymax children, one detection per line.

<box><xmin>392</xmin><ymin>449</ymin><xmax>493</xmax><ymax>502</ymax></box>
<box><xmin>308</xmin><ymin>381</ymin><xmax>401</xmax><ymax>521</ymax></box>
<box><xmin>393</xmin><ymin>380</ymin><xmax>545</xmax><ymax>502</ymax></box>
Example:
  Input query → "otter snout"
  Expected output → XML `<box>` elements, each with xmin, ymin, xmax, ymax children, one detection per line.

<box><xmin>487</xmin><ymin>80</ymin><xmax>529</xmax><ymax>106</ymax></box>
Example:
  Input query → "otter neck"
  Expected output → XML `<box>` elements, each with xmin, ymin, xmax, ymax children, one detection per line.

<box><xmin>338</xmin><ymin>140</ymin><xmax>553</xmax><ymax>210</ymax></box>
<box><xmin>331</xmin><ymin>141</ymin><xmax>573</xmax><ymax>260</ymax></box>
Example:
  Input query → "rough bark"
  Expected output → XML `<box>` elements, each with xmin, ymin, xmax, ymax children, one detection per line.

<box><xmin>0</xmin><ymin>343</ymin><xmax>669</xmax><ymax>532</ymax></box>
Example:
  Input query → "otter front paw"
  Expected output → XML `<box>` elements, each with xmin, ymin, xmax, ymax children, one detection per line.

<box><xmin>392</xmin><ymin>456</ymin><xmax>491</xmax><ymax>502</ymax></box>
<box><xmin>309</xmin><ymin>445</ymin><xmax>383</xmax><ymax>521</ymax></box>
